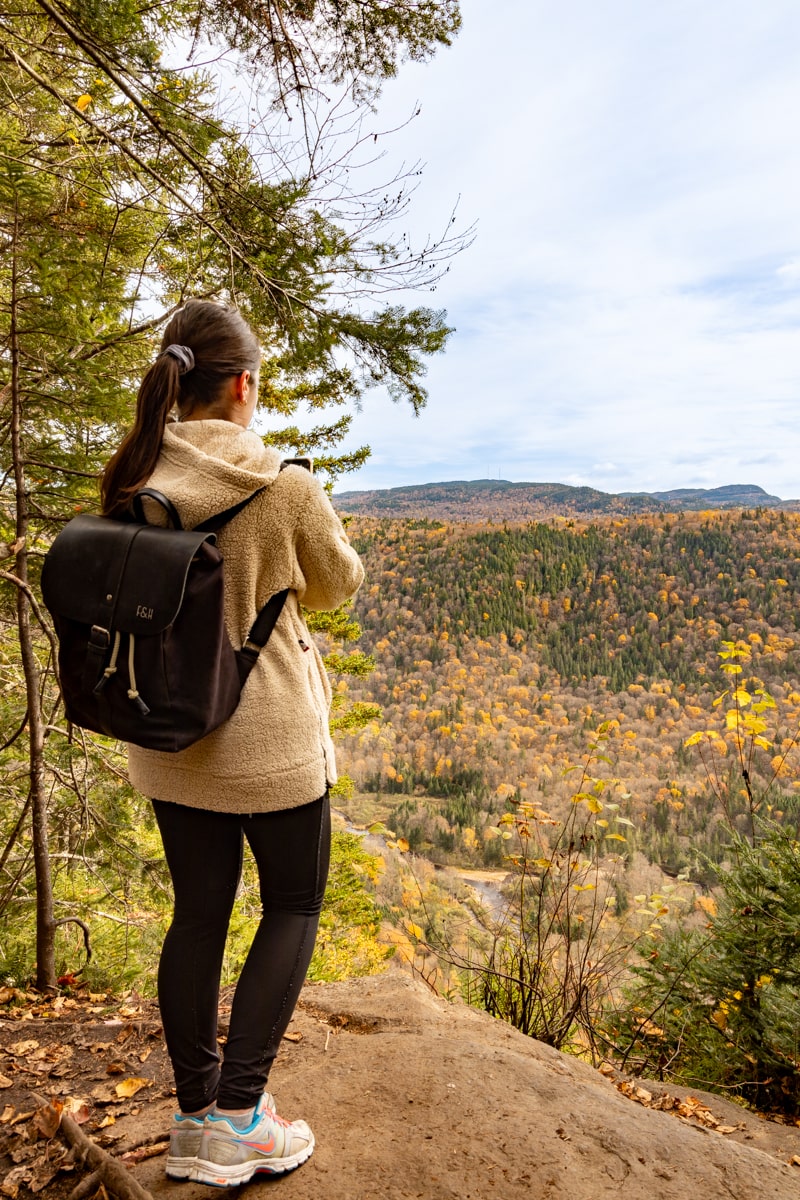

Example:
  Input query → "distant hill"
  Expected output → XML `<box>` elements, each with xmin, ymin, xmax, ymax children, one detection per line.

<box><xmin>334</xmin><ymin>479</ymin><xmax>797</xmax><ymax>520</ymax></box>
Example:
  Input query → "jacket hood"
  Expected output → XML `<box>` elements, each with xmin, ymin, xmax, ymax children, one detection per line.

<box><xmin>147</xmin><ymin>420</ymin><xmax>284</xmax><ymax>527</ymax></box>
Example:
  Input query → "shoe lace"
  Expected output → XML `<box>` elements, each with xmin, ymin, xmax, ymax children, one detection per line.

<box><xmin>263</xmin><ymin>1099</ymin><xmax>291</xmax><ymax>1128</ymax></box>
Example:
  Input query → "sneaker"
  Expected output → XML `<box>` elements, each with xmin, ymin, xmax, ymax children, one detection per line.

<box><xmin>191</xmin><ymin>1092</ymin><xmax>314</xmax><ymax>1187</ymax></box>
<box><xmin>166</xmin><ymin>1112</ymin><xmax>205</xmax><ymax>1180</ymax></box>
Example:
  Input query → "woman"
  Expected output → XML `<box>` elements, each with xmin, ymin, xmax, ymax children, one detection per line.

<box><xmin>101</xmin><ymin>300</ymin><xmax>364</xmax><ymax>1186</ymax></box>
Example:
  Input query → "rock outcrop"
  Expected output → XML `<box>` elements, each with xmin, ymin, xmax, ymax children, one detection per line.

<box><xmin>128</xmin><ymin>967</ymin><xmax>798</xmax><ymax>1200</ymax></box>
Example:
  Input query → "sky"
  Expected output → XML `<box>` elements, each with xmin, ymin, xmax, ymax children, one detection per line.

<box><xmin>316</xmin><ymin>0</ymin><xmax>800</xmax><ymax>499</ymax></box>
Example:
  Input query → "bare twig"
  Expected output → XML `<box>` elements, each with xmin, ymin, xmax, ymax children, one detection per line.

<box><xmin>53</xmin><ymin>916</ymin><xmax>92</xmax><ymax>969</ymax></box>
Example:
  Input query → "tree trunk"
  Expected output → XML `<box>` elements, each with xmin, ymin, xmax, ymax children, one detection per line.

<box><xmin>9</xmin><ymin>205</ymin><xmax>57</xmax><ymax>990</ymax></box>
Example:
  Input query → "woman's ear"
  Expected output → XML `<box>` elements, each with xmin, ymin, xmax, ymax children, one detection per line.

<box><xmin>235</xmin><ymin>370</ymin><xmax>251</xmax><ymax>405</ymax></box>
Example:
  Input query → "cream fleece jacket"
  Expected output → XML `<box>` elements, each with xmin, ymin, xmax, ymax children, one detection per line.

<box><xmin>126</xmin><ymin>420</ymin><xmax>364</xmax><ymax>813</ymax></box>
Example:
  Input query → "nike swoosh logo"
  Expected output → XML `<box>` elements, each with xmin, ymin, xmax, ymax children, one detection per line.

<box><xmin>237</xmin><ymin>1137</ymin><xmax>276</xmax><ymax>1153</ymax></box>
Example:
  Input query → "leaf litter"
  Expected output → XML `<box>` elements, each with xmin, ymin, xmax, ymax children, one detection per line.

<box><xmin>615</xmin><ymin>1078</ymin><xmax>745</xmax><ymax>1135</ymax></box>
<box><xmin>0</xmin><ymin>984</ymin><xmax>310</xmax><ymax>1200</ymax></box>
<box><xmin>0</xmin><ymin>989</ymin><xmax>173</xmax><ymax>1200</ymax></box>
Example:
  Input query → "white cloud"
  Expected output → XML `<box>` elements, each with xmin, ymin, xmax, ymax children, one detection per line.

<box><xmin>322</xmin><ymin>0</ymin><xmax>800</xmax><ymax>501</ymax></box>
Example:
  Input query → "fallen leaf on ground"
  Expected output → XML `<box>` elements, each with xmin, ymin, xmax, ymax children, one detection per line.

<box><xmin>33</xmin><ymin>1100</ymin><xmax>63</xmax><ymax>1139</ymax></box>
<box><xmin>1</xmin><ymin>1164</ymin><xmax>31</xmax><ymax>1198</ymax></box>
<box><xmin>63</xmin><ymin>1098</ymin><xmax>90</xmax><ymax>1124</ymax></box>
<box><xmin>8</xmin><ymin>1041</ymin><xmax>39</xmax><ymax>1056</ymax></box>
<box><xmin>0</xmin><ymin>1076</ymin><xmax>13</xmax><ymax>1089</ymax></box>
<box><xmin>115</xmin><ymin>1077</ymin><xmax>149</xmax><ymax>1099</ymax></box>
<box><xmin>28</xmin><ymin>1155</ymin><xmax>67</xmax><ymax>1194</ymax></box>
<box><xmin>283</xmin><ymin>1031</ymin><xmax>303</xmax><ymax>1043</ymax></box>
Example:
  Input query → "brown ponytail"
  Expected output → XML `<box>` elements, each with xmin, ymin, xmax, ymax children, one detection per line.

<box><xmin>101</xmin><ymin>356</ymin><xmax>181</xmax><ymax>518</ymax></box>
<box><xmin>101</xmin><ymin>301</ymin><xmax>261</xmax><ymax>519</ymax></box>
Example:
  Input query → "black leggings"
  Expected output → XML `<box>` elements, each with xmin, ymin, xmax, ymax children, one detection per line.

<box><xmin>152</xmin><ymin>794</ymin><xmax>330</xmax><ymax>1112</ymax></box>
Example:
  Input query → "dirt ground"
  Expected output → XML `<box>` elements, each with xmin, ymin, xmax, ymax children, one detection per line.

<box><xmin>1</xmin><ymin>965</ymin><xmax>799</xmax><ymax>1200</ymax></box>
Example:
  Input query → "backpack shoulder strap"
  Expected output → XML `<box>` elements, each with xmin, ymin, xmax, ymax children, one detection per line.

<box><xmin>195</xmin><ymin>487</ymin><xmax>267</xmax><ymax>534</ymax></box>
<box><xmin>236</xmin><ymin>588</ymin><xmax>290</xmax><ymax>684</ymax></box>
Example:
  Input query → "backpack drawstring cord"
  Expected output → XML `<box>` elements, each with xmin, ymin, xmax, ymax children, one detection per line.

<box><xmin>92</xmin><ymin>630</ymin><xmax>121</xmax><ymax>695</ymax></box>
<box><xmin>126</xmin><ymin>634</ymin><xmax>151</xmax><ymax>716</ymax></box>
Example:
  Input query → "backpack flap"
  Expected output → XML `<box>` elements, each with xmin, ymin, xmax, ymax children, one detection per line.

<box><xmin>42</xmin><ymin>515</ymin><xmax>217</xmax><ymax>636</ymax></box>
<box><xmin>112</xmin><ymin>525</ymin><xmax>219</xmax><ymax>635</ymax></box>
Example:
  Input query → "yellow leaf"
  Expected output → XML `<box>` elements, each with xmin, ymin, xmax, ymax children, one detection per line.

<box><xmin>587</xmin><ymin>796</ymin><xmax>603</xmax><ymax>814</ymax></box>
<box><xmin>396</xmin><ymin>838</ymin><xmax>410</xmax><ymax>853</ymax></box>
<box><xmin>605</xmin><ymin>833</ymin><xmax>627</xmax><ymax>842</ymax></box>
<box><xmin>75</xmin><ymin>94</ymin><xmax>92</xmax><ymax>111</ymax></box>
<box><xmin>732</xmin><ymin>689</ymin><xmax>751</xmax><ymax>707</ymax></box>
<box><xmin>403</xmin><ymin>921</ymin><xmax>424</xmax><ymax>940</ymax></box>
<box><xmin>684</xmin><ymin>731</ymin><xmax>704</xmax><ymax>747</ymax></box>
<box><xmin>115</xmin><ymin>1078</ymin><xmax>149</xmax><ymax>1099</ymax></box>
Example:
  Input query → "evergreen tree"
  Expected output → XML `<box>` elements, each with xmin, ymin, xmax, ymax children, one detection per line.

<box><xmin>0</xmin><ymin>0</ymin><xmax>465</xmax><ymax>986</ymax></box>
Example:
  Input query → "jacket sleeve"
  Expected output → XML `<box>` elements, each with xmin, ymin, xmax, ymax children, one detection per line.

<box><xmin>289</xmin><ymin>470</ymin><xmax>364</xmax><ymax>611</ymax></box>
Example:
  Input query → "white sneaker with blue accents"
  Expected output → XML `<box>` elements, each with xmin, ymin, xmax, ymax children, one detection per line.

<box><xmin>166</xmin><ymin>1112</ymin><xmax>205</xmax><ymax>1180</ymax></box>
<box><xmin>191</xmin><ymin>1092</ymin><xmax>314</xmax><ymax>1186</ymax></box>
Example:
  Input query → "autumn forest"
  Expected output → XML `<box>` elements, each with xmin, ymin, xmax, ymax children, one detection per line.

<box><xmin>336</xmin><ymin>507</ymin><xmax>800</xmax><ymax>873</ymax></box>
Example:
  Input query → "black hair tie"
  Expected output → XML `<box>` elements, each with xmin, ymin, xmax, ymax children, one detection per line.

<box><xmin>160</xmin><ymin>344</ymin><xmax>195</xmax><ymax>374</ymax></box>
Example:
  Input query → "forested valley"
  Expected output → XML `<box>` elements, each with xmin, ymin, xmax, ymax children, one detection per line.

<box><xmin>339</xmin><ymin>508</ymin><xmax>800</xmax><ymax>873</ymax></box>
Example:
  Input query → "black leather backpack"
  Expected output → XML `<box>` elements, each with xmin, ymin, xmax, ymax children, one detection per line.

<box><xmin>41</xmin><ymin>488</ymin><xmax>288</xmax><ymax>752</ymax></box>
